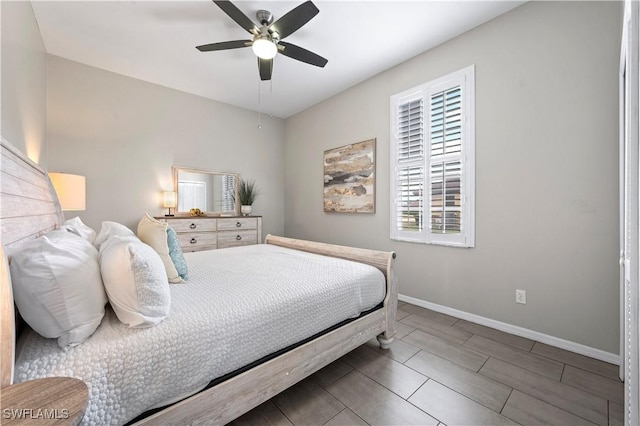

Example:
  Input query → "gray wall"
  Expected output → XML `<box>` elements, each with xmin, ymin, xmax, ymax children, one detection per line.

<box><xmin>284</xmin><ymin>1</ymin><xmax>622</xmax><ymax>353</ymax></box>
<box><xmin>47</xmin><ymin>56</ymin><xmax>285</xmax><ymax>236</ymax></box>
<box><xmin>1</xmin><ymin>1</ymin><xmax>47</xmax><ymax>164</ymax></box>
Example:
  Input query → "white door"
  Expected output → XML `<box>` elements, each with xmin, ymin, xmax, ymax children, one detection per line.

<box><xmin>620</xmin><ymin>1</ymin><xmax>640</xmax><ymax>423</ymax></box>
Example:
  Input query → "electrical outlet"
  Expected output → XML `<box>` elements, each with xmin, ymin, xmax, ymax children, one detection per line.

<box><xmin>516</xmin><ymin>289</ymin><xmax>526</xmax><ymax>304</ymax></box>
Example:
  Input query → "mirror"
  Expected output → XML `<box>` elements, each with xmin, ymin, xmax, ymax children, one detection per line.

<box><xmin>173</xmin><ymin>166</ymin><xmax>239</xmax><ymax>215</ymax></box>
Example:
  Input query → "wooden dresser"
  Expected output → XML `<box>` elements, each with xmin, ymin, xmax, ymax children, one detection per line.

<box><xmin>157</xmin><ymin>216</ymin><xmax>262</xmax><ymax>252</ymax></box>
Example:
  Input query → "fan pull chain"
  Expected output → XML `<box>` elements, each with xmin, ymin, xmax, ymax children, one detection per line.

<box><xmin>257</xmin><ymin>80</ymin><xmax>262</xmax><ymax>130</ymax></box>
<box><xmin>256</xmin><ymin>79</ymin><xmax>274</xmax><ymax>130</ymax></box>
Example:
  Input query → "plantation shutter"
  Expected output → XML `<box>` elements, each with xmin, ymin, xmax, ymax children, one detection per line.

<box><xmin>395</xmin><ymin>98</ymin><xmax>424</xmax><ymax>234</ymax></box>
<box><xmin>398</xmin><ymin>100</ymin><xmax>424</xmax><ymax>161</ymax></box>
<box><xmin>390</xmin><ymin>65</ymin><xmax>474</xmax><ymax>247</ymax></box>
<box><xmin>222</xmin><ymin>175</ymin><xmax>235</xmax><ymax>211</ymax></box>
<box><xmin>429</xmin><ymin>86</ymin><xmax>463</xmax><ymax>234</ymax></box>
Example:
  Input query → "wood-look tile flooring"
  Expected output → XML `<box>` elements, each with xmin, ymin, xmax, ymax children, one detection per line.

<box><xmin>229</xmin><ymin>302</ymin><xmax>623</xmax><ymax>426</ymax></box>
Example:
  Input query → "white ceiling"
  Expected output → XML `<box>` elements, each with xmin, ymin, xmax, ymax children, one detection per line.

<box><xmin>32</xmin><ymin>0</ymin><xmax>524</xmax><ymax>118</ymax></box>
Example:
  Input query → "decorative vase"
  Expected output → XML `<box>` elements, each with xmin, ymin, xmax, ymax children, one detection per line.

<box><xmin>241</xmin><ymin>205</ymin><xmax>252</xmax><ymax>216</ymax></box>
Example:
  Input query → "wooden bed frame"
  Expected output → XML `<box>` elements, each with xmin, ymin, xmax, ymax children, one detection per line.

<box><xmin>0</xmin><ymin>139</ymin><xmax>397</xmax><ymax>425</ymax></box>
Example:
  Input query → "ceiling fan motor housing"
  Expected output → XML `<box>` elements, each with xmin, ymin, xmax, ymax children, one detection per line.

<box><xmin>256</xmin><ymin>10</ymin><xmax>274</xmax><ymax>26</ymax></box>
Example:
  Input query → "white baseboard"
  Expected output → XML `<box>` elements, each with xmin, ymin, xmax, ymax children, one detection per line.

<box><xmin>398</xmin><ymin>294</ymin><xmax>621</xmax><ymax>366</ymax></box>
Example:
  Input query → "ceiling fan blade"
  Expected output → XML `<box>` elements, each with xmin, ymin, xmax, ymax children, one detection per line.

<box><xmin>278</xmin><ymin>41</ymin><xmax>327</xmax><ymax>68</ymax></box>
<box><xmin>196</xmin><ymin>40</ymin><xmax>251</xmax><ymax>52</ymax></box>
<box><xmin>213</xmin><ymin>0</ymin><xmax>258</xmax><ymax>34</ymax></box>
<box><xmin>270</xmin><ymin>1</ymin><xmax>319</xmax><ymax>39</ymax></box>
<box><xmin>258</xmin><ymin>58</ymin><xmax>273</xmax><ymax>81</ymax></box>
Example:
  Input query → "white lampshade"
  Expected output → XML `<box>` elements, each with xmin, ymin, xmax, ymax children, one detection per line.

<box><xmin>49</xmin><ymin>173</ymin><xmax>86</xmax><ymax>211</ymax></box>
<box><xmin>163</xmin><ymin>191</ymin><xmax>177</xmax><ymax>208</ymax></box>
<box><xmin>252</xmin><ymin>37</ymin><xmax>277</xmax><ymax>60</ymax></box>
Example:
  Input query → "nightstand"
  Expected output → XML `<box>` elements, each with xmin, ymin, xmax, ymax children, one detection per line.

<box><xmin>1</xmin><ymin>377</ymin><xmax>88</xmax><ymax>425</ymax></box>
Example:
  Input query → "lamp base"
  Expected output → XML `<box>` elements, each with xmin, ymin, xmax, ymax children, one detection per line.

<box><xmin>164</xmin><ymin>214</ymin><xmax>175</xmax><ymax>217</ymax></box>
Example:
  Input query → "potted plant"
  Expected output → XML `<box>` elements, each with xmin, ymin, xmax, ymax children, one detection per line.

<box><xmin>237</xmin><ymin>178</ymin><xmax>259</xmax><ymax>216</ymax></box>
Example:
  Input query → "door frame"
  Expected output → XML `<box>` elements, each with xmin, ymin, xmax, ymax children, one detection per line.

<box><xmin>620</xmin><ymin>1</ymin><xmax>639</xmax><ymax>424</ymax></box>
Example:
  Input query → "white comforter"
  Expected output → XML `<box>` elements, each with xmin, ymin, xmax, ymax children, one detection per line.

<box><xmin>14</xmin><ymin>244</ymin><xmax>385</xmax><ymax>425</ymax></box>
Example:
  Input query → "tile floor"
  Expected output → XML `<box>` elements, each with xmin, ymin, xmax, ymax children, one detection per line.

<box><xmin>229</xmin><ymin>302</ymin><xmax>623</xmax><ymax>426</ymax></box>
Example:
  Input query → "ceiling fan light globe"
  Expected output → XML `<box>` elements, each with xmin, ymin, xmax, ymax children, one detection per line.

<box><xmin>252</xmin><ymin>38</ymin><xmax>278</xmax><ymax>59</ymax></box>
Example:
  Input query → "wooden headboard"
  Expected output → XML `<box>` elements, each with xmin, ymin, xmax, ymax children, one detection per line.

<box><xmin>0</xmin><ymin>139</ymin><xmax>64</xmax><ymax>387</ymax></box>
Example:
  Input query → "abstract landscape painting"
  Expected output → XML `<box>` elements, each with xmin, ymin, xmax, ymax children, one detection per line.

<box><xmin>324</xmin><ymin>139</ymin><xmax>375</xmax><ymax>213</ymax></box>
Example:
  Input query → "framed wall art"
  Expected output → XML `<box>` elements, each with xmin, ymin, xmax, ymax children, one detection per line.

<box><xmin>323</xmin><ymin>138</ymin><xmax>375</xmax><ymax>213</ymax></box>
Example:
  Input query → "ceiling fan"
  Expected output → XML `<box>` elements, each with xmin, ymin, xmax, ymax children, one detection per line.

<box><xmin>196</xmin><ymin>0</ymin><xmax>328</xmax><ymax>81</ymax></box>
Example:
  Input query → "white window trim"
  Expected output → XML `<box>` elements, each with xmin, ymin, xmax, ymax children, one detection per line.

<box><xmin>390</xmin><ymin>65</ymin><xmax>475</xmax><ymax>248</ymax></box>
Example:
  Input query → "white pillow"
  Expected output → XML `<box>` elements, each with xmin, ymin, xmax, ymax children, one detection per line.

<box><xmin>9</xmin><ymin>230</ymin><xmax>107</xmax><ymax>348</ymax></box>
<box><xmin>94</xmin><ymin>221</ymin><xmax>135</xmax><ymax>250</ymax></box>
<box><xmin>61</xmin><ymin>216</ymin><xmax>97</xmax><ymax>244</ymax></box>
<box><xmin>100</xmin><ymin>235</ymin><xmax>171</xmax><ymax>327</ymax></box>
<box><xmin>137</xmin><ymin>213</ymin><xmax>182</xmax><ymax>284</ymax></box>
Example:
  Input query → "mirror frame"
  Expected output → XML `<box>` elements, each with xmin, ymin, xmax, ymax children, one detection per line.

<box><xmin>172</xmin><ymin>166</ymin><xmax>239</xmax><ymax>216</ymax></box>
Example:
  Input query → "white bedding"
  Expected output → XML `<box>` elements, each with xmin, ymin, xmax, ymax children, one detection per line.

<box><xmin>14</xmin><ymin>244</ymin><xmax>385</xmax><ymax>425</ymax></box>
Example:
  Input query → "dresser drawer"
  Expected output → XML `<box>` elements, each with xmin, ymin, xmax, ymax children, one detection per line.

<box><xmin>217</xmin><ymin>218</ymin><xmax>257</xmax><ymax>231</ymax></box>
<box><xmin>168</xmin><ymin>218</ymin><xmax>217</xmax><ymax>233</ymax></box>
<box><xmin>217</xmin><ymin>230</ymin><xmax>258</xmax><ymax>248</ymax></box>
<box><xmin>177</xmin><ymin>232</ymin><xmax>217</xmax><ymax>251</ymax></box>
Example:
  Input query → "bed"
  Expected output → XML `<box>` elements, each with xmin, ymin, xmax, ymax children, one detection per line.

<box><xmin>0</xmin><ymin>139</ymin><xmax>398</xmax><ymax>425</ymax></box>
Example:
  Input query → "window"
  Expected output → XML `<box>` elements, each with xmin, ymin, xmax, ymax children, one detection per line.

<box><xmin>222</xmin><ymin>175</ymin><xmax>236</xmax><ymax>212</ymax></box>
<box><xmin>390</xmin><ymin>65</ymin><xmax>475</xmax><ymax>247</ymax></box>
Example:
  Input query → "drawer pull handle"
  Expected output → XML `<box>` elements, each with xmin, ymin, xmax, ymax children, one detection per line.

<box><xmin>190</xmin><ymin>223</ymin><xmax>197</xmax><ymax>229</ymax></box>
<box><xmin>190</xmin><ymin>238</ymin><xmax>197</xmax><ymax>244</ymax></box>
<box><xmin>236</xmin><ymin>235</ymin><xmax>242</xmax><ymax>241</ymax></box>
<box><xmin>235</xmin><ymin>221</ymin><xmax>242</xmax><ymax>228</ymax></box>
